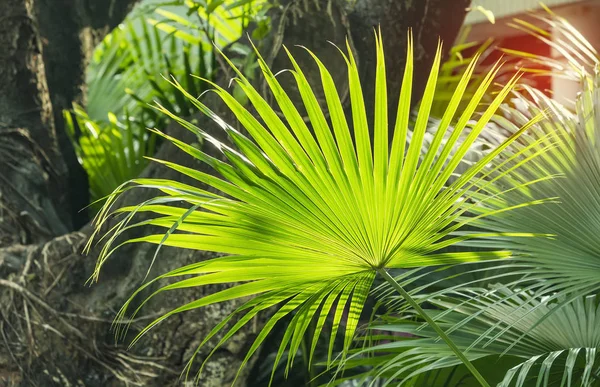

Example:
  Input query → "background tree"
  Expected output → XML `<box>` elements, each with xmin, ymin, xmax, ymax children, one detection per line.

<box><xmin>0</xmin><ymin>0</ymin><xmax>469</xmax><ymax>385</ymax></box>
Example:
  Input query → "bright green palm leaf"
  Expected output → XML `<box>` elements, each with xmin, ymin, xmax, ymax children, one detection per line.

<box><xmin>90</xmin><ymin>31</ymin><xmax>544</xmax><ymax>383</ymax></box>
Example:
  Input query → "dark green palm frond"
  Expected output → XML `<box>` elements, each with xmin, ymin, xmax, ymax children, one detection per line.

<box><xmin>86</xmin><ymin>18</ymin><xmax>209</xmax><ymax>123</ymax></box>
<box><xmin>76</xmin><ymin>2</ymin><xmax>248</xmax><ymax>205</ymax></box>
<box><xmin>467</xmin><ymin>70</ymin><xmax>600</xmax><ymax>302</ymax></box>
<box><xmin>88</xmin><ymin>31</ymin><xmax>546</xmax><ymax>384</ymax></box>
<box><xmin>73</xmin><ymin>20</ymin><xmax>199</xmax><ymax>204</ymax></box>
<box><xmin>86</xmin><ymin>23</ymin><xmax>141</xmax><ymax>121</ymax></box>
<box><xmin>346</xmin><ymin>289</ymin><xmax>600</xmax><ymax>387</ymax></box>
<box><xmin>85</xmin><ymin>0</ymin><xmax>272</xmax><ymax>123</ymax></box>
<box><xmin>87</xmin><ymin>0</ymin><xmax>268</xmax><ymax>123</ymax></box>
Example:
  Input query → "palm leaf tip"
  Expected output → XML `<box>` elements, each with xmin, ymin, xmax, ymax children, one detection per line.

<box><xmin>90</xmin><ymin>29</ymin><xmax>546</xmax><ymax>382</ymax></box>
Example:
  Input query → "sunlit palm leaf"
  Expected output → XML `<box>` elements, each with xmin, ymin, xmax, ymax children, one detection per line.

<box><xmin>150</xmin><ymin>0</ymin><xmax>270</xmax><ymax>49</ymax></box>
<box><xmin>432</xmin><ymin>25</ymin><xmax>494</xmax><ymax>118</ymax></box>
<box><xmin>503</xmin><ymin>4</ymin><xmax>599</xmax><ymax>82</ymax></box>
<box><xmin>89</xmin><ymin>31</ymin><xmax>544</xmax><ymax>383</ymax></box>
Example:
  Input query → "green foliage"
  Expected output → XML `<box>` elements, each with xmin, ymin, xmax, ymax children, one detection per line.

<box><xmin>89</xmin><ymin>29</ymin><xmax>544</xmax><ymax>385</ymax></box>
<box><xmin>346</xmin><ymin>289</ymin><xmax>600</xmax><ymax>386</ymax></box>
<box><xmin>69</xmin><ymin>0</ymin><xmax>271</xmax><ymax>204</ymax></box>
<box><xmin>79</xmin><ymin>3</ymin><xmax>600</xmax><ymax>386</ymax></box>
<box><xmin>470</xmin><ymin>68</ymin><xmax>600</xmax><ymax>302</ymax></box>
<box><xmin>341</xmin><ymin>7</ymin><xmax>600</xmax><ymax>387</ymax></box>
<box><xmin>86</xmin><ymin>19</ymin><xmax>209</xmax><ymax>123</ymax></box>
<box><xmin>431</xmin><ymin>25</ymin><xmax>493</xmax><ymax>118</ymax></box>
<box><xmin>149</xmin><ymin>0</ymin><xmax>273</xmax><ymax>46</ymax></box>
<box><xmin>64</xmin><ymin>105</ymin><xmax>156</xmax><ymax>204</ymax></box>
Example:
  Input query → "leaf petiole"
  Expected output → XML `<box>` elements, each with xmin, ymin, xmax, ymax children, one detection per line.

<box><xmin>376</xmin><ymin>268</ymin><xmax>490</xmax><ymax>387</ymax></box>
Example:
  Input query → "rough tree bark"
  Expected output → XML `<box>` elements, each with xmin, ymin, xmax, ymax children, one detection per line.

<box><xmin>0</xmin><ymin>0</ymin><xmax>470</xmax><ymax>385</ymax></box>
<box><xmin>36</xmin><ymin>0</ymin><xmax>148</xmax><ymax>229</ymax></box>
<box><xmin>0</xmin><ymin>0</ymin><xmax>142</xmax><ymax>246</ymax></box>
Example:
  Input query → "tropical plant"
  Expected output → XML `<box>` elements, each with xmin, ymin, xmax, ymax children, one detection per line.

<box><xmin>431</xmin><ymin>25</ymin><xmax>493</xmax><ymax>118</ymax></box>
<box><xmin>70</xmin><ymin>0</ymin><xmax>270</xmax><ymax>205</ymax></box>
<box><xmin>148</xmin><ymin>0</ymin><xmax>273</xmax><ymax>49</ymax></box>
<box><xmin>468</xmin><ymin>68</ymin><xmax>600</xmax><ymax>303</ymax></box>
<box><xmin>88</xmin><ymin>30</ymin><xmax>547</xmax><ymax>386</ymax></box>
<box><xmin>344</xmin><ymin>288</ymin><xmax>600</xmax><ymax>386</ymax></box>
<box><xmin>87</xmin><ymin>0</ymin><xmax>270</xmax><ymax>121</ymax></box>
<box><xmin>71</xmin><ymin>20</ymin><xmax>206</xmax><ymax>204</ymax></box>
<box><xmin>339</xmin><ymin>9</ymin><xmax>600</xmax><ymax>386</ymax></box>
<box><xmin>502</xmin><ymin>3</ymin><xmax>599</xmax><ymax>82</ymax></box>
<box><xmin>64</xmin><ymin>105</ymin><xmax>156</xmax><ymax>203</ymax></box>
<box><xmin>86</xmin><ymin>18</ymin><xmax>209</xmax><ymax>123</ymax></box>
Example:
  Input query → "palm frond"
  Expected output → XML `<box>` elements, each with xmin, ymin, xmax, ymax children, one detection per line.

<box><xmin>469</xmin><ymin>69</ymin><xmax>600</xmax><ymax>302</ymax></box>
<box><xmin>150</xmin><ymin>0</ymin><xmax>272</xmax><ymax>49</ymax></box>
<box><xmin>503</xmin><ymin>4</ymin><xmax>599</xmax><ymax>82</ymax></box>
<box><xmin>75</xmin><ymin>1</ymin><xmax>264</xmax><ymax>205</ymax></box>
<box><xmin>89</xmin><ymin>31</ymin><xmax>545</xmax><ymax>383</ymax></box>
<box><xmin>86</xmin><ymin>0</ymin><xmax>269</xmax><ymax>123</ymax></box>
<box><xmin>86</xmin><ymin>17</ymin><xmax>209</xmax><ymax>123</ymax></box>
<box><xmin>64</xmin><ymin>105</ymin><xmax>156</xmax><ymax>205</ymax></box>
<box><xmin>346</xmin><ymin>289</ymin><xmax>600</xmax><ymax>387</ymax></box>
<box><xmin>64</xmin><ymin>105</ymin><xmax>155</xmax><ymax>203</ymax></box>
<box><xmin>432</xmin><ymin>25</ymin><xmax>494</xmax><ymax>119</ymax></box>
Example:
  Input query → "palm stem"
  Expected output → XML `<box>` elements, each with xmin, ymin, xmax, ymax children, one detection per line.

<box><xmin>376</xmin><ymin>268</ymin><xmax>490</xmax><ymax>387</ymax></box>
<box><xmin>300</xmin><ymin>331</ymin><xmax>317</xmax><ymax>387</ymax></box>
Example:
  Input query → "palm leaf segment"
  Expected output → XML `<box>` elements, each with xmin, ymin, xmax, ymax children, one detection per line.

<box><xmin>503</xmin><ymin>4</ymin><xmax>599</xmax><ymax>82</ymax></box>
<box><xmin>90</xmin><ymin>31</ymin><xmax>541</xmax><ymax>381</ymax></box>
<box><xmin>470</xmin><ymin>69</ymin><xmax>600</xmax><ymax>301</ymax></box>
<box><xmin>353</xmin><ymin>289</ymin><xmax>600</xmax><ymax>387</ymax></box>
<box><xmin>492</xmin><ymin>293</ymin><xmax>600</xmax><ymax>387</ymax></box>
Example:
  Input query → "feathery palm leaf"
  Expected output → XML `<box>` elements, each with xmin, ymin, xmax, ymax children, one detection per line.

<box><xmin>346</xmin><ymin>289</ymin><xmax>600</xmax><ymax>387</ymax></box>
<box><xmin>89</xmin><ymin>31</ymin><xmax>545</xmax><ymax>384</ymax></box>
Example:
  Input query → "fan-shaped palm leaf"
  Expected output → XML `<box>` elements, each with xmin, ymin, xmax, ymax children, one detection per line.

<box><xmin>89</xmin><ymin>31</ymin><xmax>545</xmax><ymax>385</ymax></box>
<box><xmin>468</xmin><ymin>70</ymin><xmax>600</xmax><ymax>303</ymax></box>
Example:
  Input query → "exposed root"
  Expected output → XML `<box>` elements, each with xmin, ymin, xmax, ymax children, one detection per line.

<box><xmin>0</xmin><ymin>233</ymin><xmax>172</xmax><ymax>386</ymax></box>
